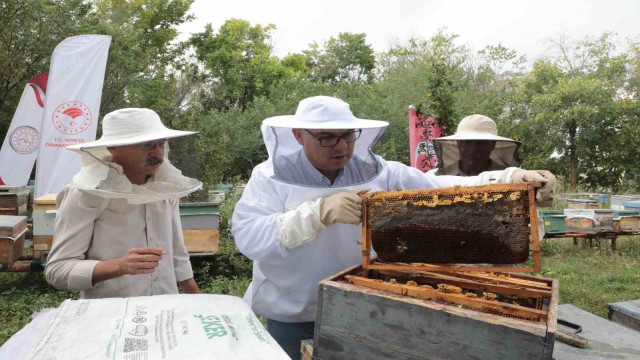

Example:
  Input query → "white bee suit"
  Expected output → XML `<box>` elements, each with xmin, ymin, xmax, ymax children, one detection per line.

<box><xmin>232</xmin><ymin>97</ymin><xmax>516</xmax><ymax>323</ymax></box>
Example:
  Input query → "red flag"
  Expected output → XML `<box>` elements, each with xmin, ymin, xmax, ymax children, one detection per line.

<box><xmin>408</xmin><ymin>106</ymin><xmax>443</xmax><ymax>172</ymax></box>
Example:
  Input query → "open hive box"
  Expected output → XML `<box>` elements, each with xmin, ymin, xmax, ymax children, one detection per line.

<box><xmin>313</xmin><ymin>183</ymin><xmax>558</xmax><ymax>360</ymax></box>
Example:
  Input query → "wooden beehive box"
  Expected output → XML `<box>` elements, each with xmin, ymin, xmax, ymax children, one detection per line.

<box><xmin>614</xmin><ymin>210</ymin><xmax>640</xmax><ymax>232</ymax></box>
<box><xmin>619</xmin><ymin>216</ymin><xmax>640</xmax><ymax>232</ymax></box>
<box><xmin>314</xmin><ymin>183</ymin><xmax>558</xmax><ymax>359</ymax></box>
<box><xmin>567</xmin><ymin>199</ymin><xmax>598</xmax><ymax>209</ymax></box>
<box><xmin>32</xmin><ymin>193</ymin><xmax>59</xmax><ymax>264</ymax></box>
<box><xmin>0</xmin><ymin>215</ymin><xmax>28</xmax><ymax>268</ymax></box>
<box><xmin>0</xmin><ymin>186</ymin><xmax>30</xmax><ymax>215</ymax></box>
<box><xmin>608</xmin><ymin>300</ymin><xmax>640</xmax><ymax>332</ymax></box>
<box><xmin>314</xmin><ymin>263</ymin><xmax>558</xmax><ymax>360</ymax></box>
<box><xmin>33</xmin><ymin>193</ymin><xmax>57</xmax><ymax>211</ymax></box>
<box><xmin>179</xmin><ymin>202</ymin><xmax>221</xmax><ymax>255</ymax></box>
<box><xmin>564</xmin><ymin>217</ymin><xmax>595</xmax><ymax>234</ymax></box>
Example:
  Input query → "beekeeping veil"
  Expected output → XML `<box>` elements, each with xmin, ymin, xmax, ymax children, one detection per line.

<box><xmin>66</xmin><ymin>108</ymin><xmax>202</xmax><ymax>204</ymax></box>
<box><xmin>262</xmin><ymin>96</ymin><xmax>389</xmax><ymax>187</ymax></box>
<box><xmin>431</xmin><ymin>114</ymin><xmax>521</xmax><ymax>176</ymax></box>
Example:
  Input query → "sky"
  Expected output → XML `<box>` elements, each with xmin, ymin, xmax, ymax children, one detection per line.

<box><xmin>178</xmin><ymin>0</ymin><xmax>640</xmax><ymax>62</ymax></box>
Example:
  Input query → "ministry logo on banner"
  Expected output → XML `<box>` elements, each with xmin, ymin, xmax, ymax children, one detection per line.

<box><xmin>52</xmin><ymin>101</ymin><xmax>93</xmax><ymax>135</ymax></box>
<box><xmin>10</xmin><ymin>126</ymin><xmax>40</xmax><ymax>155</ymax></box>
<box><xmin>0</xmin><ymin>73</ymin><xmax>48</xmax><ymax>186</ymax></box>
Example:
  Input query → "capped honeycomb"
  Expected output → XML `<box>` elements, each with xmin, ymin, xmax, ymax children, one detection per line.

<box><xmin>363</xmin><ymin>183</ymin><xmax>535</xmax><ymax>264</ymax></box>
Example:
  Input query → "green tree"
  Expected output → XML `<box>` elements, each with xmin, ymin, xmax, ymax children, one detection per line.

<box><xmin>0</xmin><ymin>0</ymin><xmax>92</xmax><ymax>133</ymax></box>
<box><xmin>530</xmin><ymin>74</ymin><xmax>619</xmax><ymax>189</ymax></box>
<box><xmin>515</xmin><ymin>34</ymin><xmax>630</xmax><ymax>190</ymax></box>
<box><xmin>89</xmin><ymin>0</ymin><xmax>195</xmax><ymax>115</ymax></box>
<box><xmin>378</xmin><ymin>30</ymin><xmax>469</xmax><ymax>134</ymax></box>
<box><xmin>458</xmin><ymin>44</ymin><xmax>526</xmax><ymax>123</ymax></box>
<box><xmin>281</xmin><ymin>53</ymin><xmax>311</xmax><ymax>79</ymax></box>
<box><xmin>190</xmin><ymin>19</ymin><xmax>289</xmax><ymax>112</ymax></box>
<box><xmin>304</xmin><ymin>32</ymin><xmax>375</xmax><ymax>84</ymax></box>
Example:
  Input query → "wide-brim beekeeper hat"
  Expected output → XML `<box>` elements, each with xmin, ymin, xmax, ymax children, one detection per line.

<box><xmin>261</xmin><ymin>96</ymin><xmax>389</xmax><ymax>186</ymax></box>
<box><xmin>66</xmin><ymin>108</ymin><xmax>202</xmax><ymax>204</ymax></box>
<box><xmin>432</xmin><ymin>114</ymin><xmax>521</xmax><ymax>174</ymax></box>
<box><xmin>263</xmin><ymin>96</ymin><xmax>388</xmax><ymax>130</ymax></box>
<box><xmin>67</xmin><ymin>108</ymin><xmax>196</xmax><ymax>150</ymax></box>
<box><xmin>434</xmin><ymin>114</ymin><xmax>519</xmax><ymax>142</ymax></box>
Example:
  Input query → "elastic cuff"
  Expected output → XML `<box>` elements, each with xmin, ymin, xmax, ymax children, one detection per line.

<box><xmin>503</xmin><ymin>167</ymin><xmax>518</xmax><ymax>183</ymax></box>
<box><xmin>174</xmin><ymin>260</ymin><xmax>194</xmax><ymax>282</ymax></box>
<box><xmin>277</xmin><ymin>198</ymin><xmax>326</xmax><ymax>249</ymax></box>
<box><xmin>68</xmin><ymin>260</ymin><xmax>101</xmax><ymax>291</ymax></box>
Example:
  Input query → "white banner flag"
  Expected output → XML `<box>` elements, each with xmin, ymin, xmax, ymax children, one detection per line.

<box><xmin>35</xmin><ymin>35</ymin><xmax>111</xmax><ymax>198</ymax></box>
<box><xmin>0</xmin><ymin>74</ymin><xmax>48</xmax><ymax>186</ymax></box>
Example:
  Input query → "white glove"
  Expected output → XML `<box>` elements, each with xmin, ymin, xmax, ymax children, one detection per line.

<box><xmin>511</xmin><ymin>169</ymin><xmax>556</xmax><ymax>207</ymax></box>
<box><xmin>276</xmin><ymin>190</ymin><xmax>368</xmax><ymax>249</ymax></box>
<box><xmin>319</xmin><ymin>190</ymin><xmax>367</xmax><ymax>226</ymax></box>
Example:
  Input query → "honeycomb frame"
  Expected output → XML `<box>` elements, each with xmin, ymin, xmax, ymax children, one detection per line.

<box><xmin>361</xmin><ymin>182</ymin><xmax>542</xmax><ymax>273</ymax></box>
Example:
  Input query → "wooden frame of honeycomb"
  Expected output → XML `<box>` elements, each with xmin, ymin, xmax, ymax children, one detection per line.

<box><xmin>360</xmin><ymin>182</ymin><xmax>542</xmax><ymax>273</ymax></box>
<box><xmin>344</xmin><ymin>266</ymin><xmax>555</xmax><ymax>322</ymax></box>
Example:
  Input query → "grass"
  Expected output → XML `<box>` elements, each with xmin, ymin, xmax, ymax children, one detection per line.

<box><xmin>539</xmin><ymin>235</ymin><xmax>640</xmax><ymax>318</ymax></box>
<box><xmin>0</xmin><ymin>272</ymin><xmax>77</xmax><ymax>345</ymax></box>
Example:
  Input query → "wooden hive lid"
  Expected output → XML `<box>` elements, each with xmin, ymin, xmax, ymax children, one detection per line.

<box><xmin>34</xmin><ymin>193</ymin><xmax>58</xmax><ymax>205</ymax></box>
<box><xmin>0</xmin><ymin>185</ymin><xmax>28</xmax><ymax>193</ymax></box>
<box><xmin>0</xmin><ymin>215</ymin><xmax>28</xmax><ymax>238</ymax></box>
<box><xmin>34</xmin><ymin>193</ymin><xmax>58</xmax><ymax>210</ymax></box>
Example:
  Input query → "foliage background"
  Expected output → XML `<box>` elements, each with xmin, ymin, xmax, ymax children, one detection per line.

<box><xmin>2</xmin><ymin>0</ymin><xmax>640</xmax><ymax>192</ymax></box>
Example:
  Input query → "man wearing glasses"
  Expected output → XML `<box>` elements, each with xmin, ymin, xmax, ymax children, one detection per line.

<box><xmin>232</xmin><ymin>96</ymin><xmax>556</xmax><ymax>359</ymax></box>
<box><xmin>46</xmin><ymin>108</ymin><xmax>202</xmax><ymax>299</ymax></box>
<box><xmin>274</xmin><ymin>128</ymin><xmax>369</xmax><ymax>187</ymax></box>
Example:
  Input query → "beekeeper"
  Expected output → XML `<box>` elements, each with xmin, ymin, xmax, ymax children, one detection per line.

<box><xmin>231</xmin><ymin>96</ymin><xmax>556</xmax><ymax>359</ymax></box>
<box><xmin>429</xmin><ymin>114</ymin><xmax>555</xmax><ymax>206</ymax></box>
<box><xmin>429</xmin><ymin>114</ymin><xmax>521</xmax><ymax>176</ymax></box>
<box><xmin>46</xmin><ymin>108</ymin><xmax>202</xmax><ymax>299</ymax></box>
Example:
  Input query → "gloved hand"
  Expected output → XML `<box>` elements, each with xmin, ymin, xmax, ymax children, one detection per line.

<box><xmin>511</xmin><ymin>169</ymin><xmax>556</xmax><ymax>207</ymax></box>
<box><xmin>533</xmin><ymin>170</ymin><xmax>556</xmax><ymax>207</ymax></box>
<box><xmin>319</xmin><ymin>189</ymin><xmax>369</xmax><ymax>226</ymax></box>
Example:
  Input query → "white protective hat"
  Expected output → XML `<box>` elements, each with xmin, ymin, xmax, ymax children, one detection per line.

<box><xmin>67</xmin><ymin>108</ymin><xmax>196</xmax><ymax>150</ymax></box>
<box><xmin>262</xmin><ymin>96</ymin><xmax>388</xmax><ymax>129</ymax></box>
<box><xmin>67</xmin><ymin>108</ymin><xmax>201</xmax><ymax>204</ymax></box>
<box><xmin>434</xmin><ymin>114</ymin><xmax>517</xmax><ymax>142</ymax></box>
<box><xmin>431</xmin><ymin>114</ymin><xmax>521</xmax><ymax>174</ymax></box>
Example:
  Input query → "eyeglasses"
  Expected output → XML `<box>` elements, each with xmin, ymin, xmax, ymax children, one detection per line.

<box><xmin>304</xmin><ymin>129</ymin><xmax>362</xmax><ymax>147</ymax></box>
<box><xmin>136</xmin><ymin>139</ymin><xmax>167</xmax><ymax>150</ymax></box>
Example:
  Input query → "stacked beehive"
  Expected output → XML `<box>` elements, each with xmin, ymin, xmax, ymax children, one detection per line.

<box><xmin>0</xmin><ymin>185</ymin><xmax>30</xmax><ymax>215</ymax></box>
<box><xmin>0</xmin><ymin>215</ymin><xmax>28</xmax><ymax>269</ymax></box>
<box><xmin>32</xmin><ymin>193</ymin><xmax>58</xmax><ymax>264</ymax></box>
<box><xmin>179</xmin><ymin>202</ymin><xmax>221</xmax><ymax>255</ymax></box>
